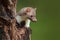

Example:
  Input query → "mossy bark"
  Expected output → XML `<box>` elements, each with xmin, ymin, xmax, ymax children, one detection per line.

<box><xmin>0</xmin><ymin>0</ymin><xmax>31</xmax><ymax>40</ymax></box>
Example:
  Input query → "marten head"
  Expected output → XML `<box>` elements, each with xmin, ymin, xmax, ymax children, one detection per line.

<box><xmin>18</xmin><ymin>7</ymin><xmax>37</xmax><ymax>22</ymax></box>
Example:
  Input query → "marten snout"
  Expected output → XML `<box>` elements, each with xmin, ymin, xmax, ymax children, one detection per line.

<box><xmin>28</xmin><ymin>16</ymin><xmax>37</xmax><ymax>22</ymax></box>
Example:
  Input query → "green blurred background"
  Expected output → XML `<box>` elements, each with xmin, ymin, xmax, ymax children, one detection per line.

<box><xmin>16</xmin><ymin>0</ymin><xmax>60</xmax><ymax>40</ymax></box>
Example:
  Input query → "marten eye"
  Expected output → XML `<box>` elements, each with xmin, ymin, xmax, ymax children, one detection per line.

<box><xmin>30</xmin><ymin>15</ymin><xmax>33</xmax><ymax>17</ymax></box>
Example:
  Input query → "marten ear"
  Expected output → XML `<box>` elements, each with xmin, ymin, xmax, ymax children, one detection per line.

<box><xmin>26</xmin><ymin>8</ymin><xmax>31</xmax><ymax>12</ymax></box>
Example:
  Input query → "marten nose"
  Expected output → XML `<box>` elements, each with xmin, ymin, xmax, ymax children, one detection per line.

<box><xmin>28</xmin><ymin>17</ymin><xmax>37</xmax><ymax>22</ymax></box>
<box><xmin>32</xmin><ymin>18</ymin><xmax>37</xmax><ymax>22</ymax></box>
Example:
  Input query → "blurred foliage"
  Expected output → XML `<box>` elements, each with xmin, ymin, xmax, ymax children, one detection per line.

<box><xmin>16</xmin><ymin>0</ymin><xmax>60</xmax><ymax>40</ymax></box>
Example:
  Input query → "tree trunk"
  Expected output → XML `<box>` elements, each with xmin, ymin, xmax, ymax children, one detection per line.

<box><xmin>0</xmin><ymin>0</ymin><xmax>31</xmax><ymax>40</ymax></box>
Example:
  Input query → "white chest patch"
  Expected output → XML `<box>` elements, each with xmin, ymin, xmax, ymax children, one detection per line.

<box><xmin>15</xmin><ymin>15</ymin><xmax>31</xmax><ymax>28</ymax></box>
<box><xmin>15</xmin><ymin>15</ymin><xmax>22</xmax><ymax>23</ymax></box>
<box><xmin>25</xmin><ymin>19</ymin><xmax>30</xmax><ymax>28</ymax></box>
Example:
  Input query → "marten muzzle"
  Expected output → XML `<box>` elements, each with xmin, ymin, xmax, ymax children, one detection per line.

<box><xmin>28</xmin><ymin>17</ymin><xmax>37</xmax><ymax>22</ymax></box>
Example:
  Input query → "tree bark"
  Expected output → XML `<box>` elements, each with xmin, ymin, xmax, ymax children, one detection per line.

<box><xmin>0</xmin><ymin>0</ymin><xmax>31</xmax><ymax>40</ymax></box>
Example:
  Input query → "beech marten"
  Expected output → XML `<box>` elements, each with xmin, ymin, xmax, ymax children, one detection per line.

<box><xmin>15</xmin><ymin>7</ymin><xmax>37</xmax><ymax>28</ymax></box>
